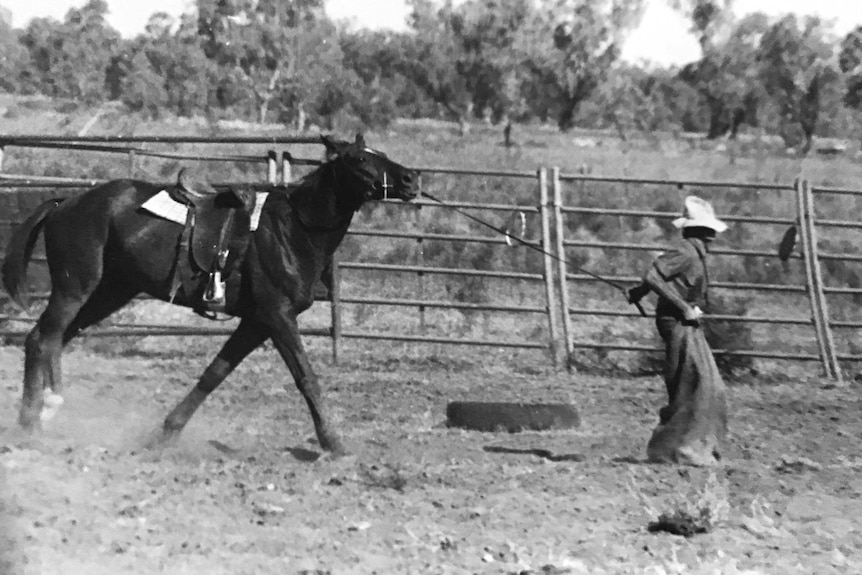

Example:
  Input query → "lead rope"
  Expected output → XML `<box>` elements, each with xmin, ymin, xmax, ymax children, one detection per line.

<box><xmin>419</xmin><ymin>190</ymin><xmax>647</xmax><ymax>316</ymax></box>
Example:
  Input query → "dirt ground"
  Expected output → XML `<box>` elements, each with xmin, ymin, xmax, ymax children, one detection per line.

<box><xmin>1</xmin><ymin>339</ymin><xmax>861</xmax><ymax>575</ymax></box>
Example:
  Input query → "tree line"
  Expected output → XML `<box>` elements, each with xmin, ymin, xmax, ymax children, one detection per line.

<box><xmin>2</xmin><ymin>0</ymin><xmax>862</xmax><ymax>152</ymax></box>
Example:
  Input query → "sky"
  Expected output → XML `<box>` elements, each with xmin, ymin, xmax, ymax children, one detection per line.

<box><xmin>1</xmin><ymin>0</ymin><xmax>861</xmax><ymax>68</ymax></box>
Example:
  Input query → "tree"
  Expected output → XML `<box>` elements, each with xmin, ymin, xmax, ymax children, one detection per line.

<box><xmin>757</xmin><ymin>15</ymin><xmax>837</xmax><ymax>153</ymax></box>
<box><xmin>672</xmin><ymin>2</ymin><xmax>765</xmax><ymax>139</ymax></box>
<box><xmin>452</xmin><ymin>0</ymin><xmax>537</xmax><ymax>122</ymax></box>
<box><xmin>196</xmin><ymin>0</ymin><xmax>341</xmax><ymax>124</ymax></box>
<box><xmin>522</xmin><ymin>0</ymin><xmax>646</xmax><ymax>131</ymax></box>
<box><xmin>18</xmin><ymin>0</ymin><xmax>120</xmax><ymax>102</ymax></box>
<box><xmin>668</xmin><ymin>0</ymin><xmax>734</xmax><ymax>52</ymax></box>
<box><xmin>0</xmin><ymin>15</ymin><xmax>28</xmax><ymax>93</ymax></box>
<box><xmin>402</xmin><ymin>0</ymin><xmax>474</xmax><ymax>131</ymax></box>
<box><xmin>119</xmin><ymin>51</ymin><xmax>169</xmax><ymax>118</ymax></box>
<box><xmin>839</xmin><ymin>26</ymin><xmax>862</xmax><ymax>141</ymax></box>
<box><xmin>592</xmin><ymin>66</ymin><xmax>701</xmax><ymax>137</ymax></box>
<box><xmin>338</xmin><ymin>29</ymin><xmax>424</xmax><ymax>126</ymax></box>
<box><xmin>112</xmin><ymin>13</ymin><xmax>216</xmax><ymax>118</ymax></box>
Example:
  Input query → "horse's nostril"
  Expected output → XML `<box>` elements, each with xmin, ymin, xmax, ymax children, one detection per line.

<box><xmin>402</xmin><ymin>175</ymin><xmax>413</xmax><ymax>185</ymax></box>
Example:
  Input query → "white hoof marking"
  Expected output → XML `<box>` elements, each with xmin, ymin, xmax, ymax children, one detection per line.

<box><xmin>40</xmin><ymin>390</ymin><xmax>64</xmax><ymax>422</ymax></box>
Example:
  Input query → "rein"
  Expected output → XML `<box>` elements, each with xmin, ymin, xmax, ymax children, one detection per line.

<box><xmin>419</xmin><ymin>191</ymin><xmax>647</xmax><ymax>317</ymax></box>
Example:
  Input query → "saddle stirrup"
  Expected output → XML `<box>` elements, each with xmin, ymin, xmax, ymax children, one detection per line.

<box><xmin>202</xmin><ymin>248</ymin><xmax>230</xmax><ymax>307</ymax></box>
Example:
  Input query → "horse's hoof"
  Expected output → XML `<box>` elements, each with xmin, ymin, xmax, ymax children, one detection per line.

<box><xmin>316</xmin><ymin>450</ymin><xmax>354</xmax><ymax>464</ymax></box>
<box><xmin>39</xmin><ymin>392</ymin><xmax>64</xmax><ymax>422</ymax></box>
<box><xmin>321</xmin><ymin>437</ymin><xmax>348</xmax><ymax>457</ymax></box>
<box><xmin>144</xmin><ymin>427</ymin><xmax>181</xmax><ymax>449</ymax></box>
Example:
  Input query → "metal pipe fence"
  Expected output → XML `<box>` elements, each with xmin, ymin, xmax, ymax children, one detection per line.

<box><xmin>326</xmin><ymin>165</ymin><xmax>561</xmax><ymax>365</ymax></box>
<box><xmin>0</xmin><ymin>136</ymin><xmax>562</xmax><ymax>366</ymax></box>
<box><xmin>1</xmin><ymin>135</ymin><xmax>860</xmax><ymax>379</ymax></box>
<box><xmin>553</xmin><ymin>171</ymin><xmax>856</xmax><ymax>380</ymax></box>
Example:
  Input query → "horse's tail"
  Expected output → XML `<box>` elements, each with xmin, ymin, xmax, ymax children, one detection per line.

<box><xmin>2</xmin><ymin>199</ymin><xmax>64</xmax><ymax>308</ymax></box>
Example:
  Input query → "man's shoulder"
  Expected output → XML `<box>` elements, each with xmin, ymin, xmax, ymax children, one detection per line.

<box><xmin>662</xmin><ymin>238</ymin><xmax>698</xmax><ymax>258</ymax></box>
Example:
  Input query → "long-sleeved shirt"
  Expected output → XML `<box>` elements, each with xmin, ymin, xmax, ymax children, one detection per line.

<box><xmin>651</xmin><ymin>237</ymin><xmax>709</xmax><ymax>320</ymax></box>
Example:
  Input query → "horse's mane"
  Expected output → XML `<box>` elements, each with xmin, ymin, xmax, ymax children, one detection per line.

<box><xmin>260</xmin><ymin>158</ymin><xmax>353</xmax><ymax>231</ymax></box>
<box><xmin>291</xmin><ymin>160</ymin><xmax>331</xmax><ymax>192</ymax></box>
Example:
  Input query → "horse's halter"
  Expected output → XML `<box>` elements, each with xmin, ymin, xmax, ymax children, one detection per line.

<box><xmin>362</xmin><ymin>147</ymin><xmax>394</xmax><ymax>200</ymax></box>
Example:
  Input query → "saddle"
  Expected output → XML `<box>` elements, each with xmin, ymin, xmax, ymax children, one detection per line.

<box><xmin>167</xmin><ymin>169</ymin><xmax>256</xmax><ymax>317</ymax></box>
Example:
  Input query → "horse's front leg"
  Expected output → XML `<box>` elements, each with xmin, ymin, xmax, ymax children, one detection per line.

<box><xmin>161</xmin><ymin>318</ymin><xmax>268</xmax><ymax>440</ymax></box>
<box><xmin>268</xmin><ymin>308</ymin><xmax>346</xmax><ymax>456</ymax></box>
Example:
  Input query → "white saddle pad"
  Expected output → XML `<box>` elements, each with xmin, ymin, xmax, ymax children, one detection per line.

<box><xmin>141</xmin><ymin>190</ymin><xmax>270</xmax><ymax>231</ymax></box>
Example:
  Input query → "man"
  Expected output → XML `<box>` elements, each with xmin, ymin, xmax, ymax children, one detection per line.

<box><xmin>627</xmin><ymin>195</ymin><xmax>729</xmax><ymax>466</ymax></box>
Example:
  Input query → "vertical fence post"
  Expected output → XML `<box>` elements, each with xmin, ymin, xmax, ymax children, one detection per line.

<box><xmin>267</xmin><ymin>150</ymin><xmax>278</xmax><ymax>184</ymax></box>
<box><xmin>796</xmin><ymin>178</ymin><xmax>840</xmax><ymax>380</ymax></box>
<box><xmin>539</xmin><ymin>167</ymin><xmax>560</xmax><ymax>367</ymax></box>
<box><xmin>281</xmin><ymin>151</ymin><xmax>292</xmax><ymax>185</ymax></box>
<box><xmin>417</xmin><ymin>237</ymin><xmax>426</xmax><ymax>331</ymax></box>
<box><xmin>0</xmin><ymin>144</ymin><xmax>5</xmax><ymax>172</ymax></box>
<box><xmin>330</xmin><ymin>254</ymin><xmax>342</xmax><ymax>365</ymax></box>
<box><xmin>552</xmin><ymin>167</ymin><xmax>574</xmax><ymax>366</ymax></box>
<box><xmin>803</xmin><ymin>180</ymin><xmax>842</xmax><ymax>381</ymax></box>
<box><xmin>415</xmin><ymin>174</ymin><xmax>426</xmax><ymax>331</ymax></box>
<box><xmin>128</xmin><ymin>149</ymin><xmax>136</xmax><ymax>178</ymax></box>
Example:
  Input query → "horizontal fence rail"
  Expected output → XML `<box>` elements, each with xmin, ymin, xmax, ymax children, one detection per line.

<box><xmin>1</xmin><ymin>135</ymin><xmax>860</xmax><ymax>379</ymax></box>
<box><xmin>327</xmin><ymin>166</ymin><xmax>561</xmax><ymax>363</ymax></box>
<box><xmin>553</xmin><ymin>169</ymin><xmax>855</xmax><ymax>380</ymax></box>
<box><xmin>0</xmin><ymin>138</ymin><xmax>561</xmax><ymax>365</ymax></box>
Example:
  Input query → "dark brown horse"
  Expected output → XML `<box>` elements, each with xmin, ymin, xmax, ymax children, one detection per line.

<box><xmin>2</xmin><ymin>134</ymin><xmax>418</xmax><ymax>455</ymax></box>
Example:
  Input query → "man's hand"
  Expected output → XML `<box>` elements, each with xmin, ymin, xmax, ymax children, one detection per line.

<box><xmin>627</xmin><ymin>283</ymin><xmax>650</xmax><ymax>304</ymax></box>
<box><xmin>683</xmin><ymin>305</ymin><xmax>703</xmax><ymax>325</ymax></box>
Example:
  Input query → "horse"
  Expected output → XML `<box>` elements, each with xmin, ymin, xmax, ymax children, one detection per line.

<box><xmin>2</xmin><ymin>133</ymin><xmax>419</xmax><ymax>456</ymax></box>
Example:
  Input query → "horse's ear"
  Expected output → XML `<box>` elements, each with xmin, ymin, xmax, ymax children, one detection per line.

<box><xmin>321</xmin><ymin>135</ymin><xmax>337</xmax><ymax>154</ymax></box>
<box><xmin>354</xmin><ymin>133</ymin><xmax>366</xmax><ymax>148</ymax></box>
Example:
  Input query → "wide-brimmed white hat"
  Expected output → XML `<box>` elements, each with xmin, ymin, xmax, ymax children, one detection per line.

<box><xmin>672</xmin><ymin>195</ymin><xmax>728</xmax><ymax>233</ymax></box>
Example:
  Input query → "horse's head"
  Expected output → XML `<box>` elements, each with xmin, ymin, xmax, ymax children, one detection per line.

<box><xmin>321</xmin><ymin>134</ymin><xmax>419</xmax><ymax>206</ymax></box>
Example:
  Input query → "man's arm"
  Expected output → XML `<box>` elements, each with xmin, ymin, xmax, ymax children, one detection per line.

<box><xmin>627</xmin><ymin>281</ymin><xmax>651</xmax><ymax>304</ymax></box>
<box><xmin>643</xmin><ymin>266</ymin><xmax>702</xmax><ymax>324</ymax></box>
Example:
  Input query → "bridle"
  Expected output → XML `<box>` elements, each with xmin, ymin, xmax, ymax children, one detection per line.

<box><xmin>362</xmin><ymin>146</ymin><xmax>394</xmax><ymax>200</ymax></box>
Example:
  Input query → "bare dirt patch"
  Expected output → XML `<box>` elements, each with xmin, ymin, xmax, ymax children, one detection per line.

<box><xmin>1</xmin><ymin>342</ymin><xmax>861</xmax><ymax>574</ymax></box>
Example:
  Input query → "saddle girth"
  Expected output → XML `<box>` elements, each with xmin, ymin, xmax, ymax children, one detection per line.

<box><xmin>167</xmin><ymin>189</ymin><xmax>255</xmax><ymax>318</ymax></box>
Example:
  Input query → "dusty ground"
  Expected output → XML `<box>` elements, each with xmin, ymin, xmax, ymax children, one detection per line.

<box><xmin>1</xmin><ymin>338</ymin><xmax>861</xmax><ymax>575</ymax></box>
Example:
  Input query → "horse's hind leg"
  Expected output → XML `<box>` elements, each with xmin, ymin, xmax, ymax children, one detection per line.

<box><xmin>161</xmin><ymin>318</ymin><xmax>268</xmax><ymax>441</ymax></box>
<box><xmin>20</xmin><ymin>292</ymin><xmax>89</xmax><ymax>429</ymax></box>
<box><xmin>34</xmin><ymin>283</ymin><xmax>138</xmax><ymax>422</ymax></box>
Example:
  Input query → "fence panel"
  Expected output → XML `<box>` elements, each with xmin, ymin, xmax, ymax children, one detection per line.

<box><xmin>0</xmin><ymin>137</ymin><xmax>561</xmax><ymax>366</ymax></box>
<box><xmin>808</xmin><ymin>183</ymin><xmax>862</xmax><ymax>370</ymax></box>
<box><xmin>551</xmin><ymin>169</ymin><xmax>841</xmax><ymax>377</ymax></box>
<box><xmin>0</xmin><ymin>136</ymin><xmax>298</xmax><ymax>339</ymax></box>
<box><xmin>331</xmin><ymin>166</ymin><xmax>560</xmax><ymax>364</ymax></box>
<box><xmin>2</xmin><ymin>135</ymin><xmax>861</xmax><ymax>378</ymax></box>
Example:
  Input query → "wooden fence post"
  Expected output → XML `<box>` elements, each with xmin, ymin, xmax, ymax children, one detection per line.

<box><xmin>796</xmin><ymin>178</ymin><xmax>842</xmax><ymax>380</ymax></box>
<box><xmin>552</xmin><ymin>167</ymin><xmax>574</xmax><ymax>367</ymax></box>
<box><xmin>539</xmin><ymin>167</ymin><xmax>561</xmax><ymax>367</ymax></box>
<box><xmin>330</xmin><ymin>253</ymin><xmax>342</xmax><ymax>365</ymax></box>
<box><xmin>128</xmin><ymin>149</ymin><xmax>136</xmax><ymax>178</ymax></box>
<box><xmin>281</xmin><ymin>151</ymin><xmax>292</xmax><ymax>184</ymax></box>
<box><xmin>803</xmin><ymin>179</ymin><xmax>842</xmax><ymax>381</ymax></box>
<box><xmin>267</xmin><ymin>150</ymin><xmax>278</xmax><ymax>184</ymax></box>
